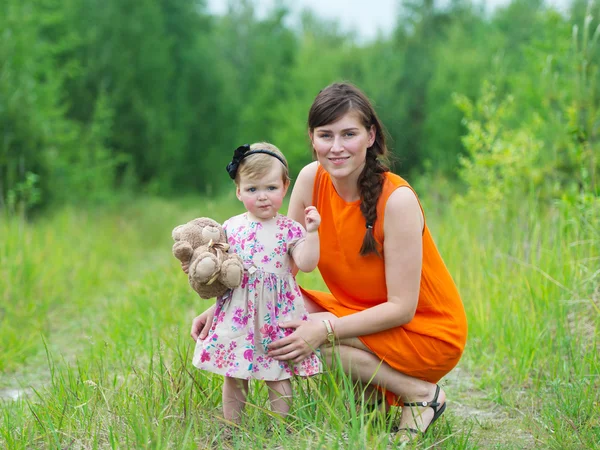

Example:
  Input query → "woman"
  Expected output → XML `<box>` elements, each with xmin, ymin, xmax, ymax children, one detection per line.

<box><xmin>190</xmin><ymin>82</ymin><xmax>467</xmax><ymax>437</ymax></box>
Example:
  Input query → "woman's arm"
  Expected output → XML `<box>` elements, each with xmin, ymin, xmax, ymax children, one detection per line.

<box><xmin>291</xmin><ymin>206</ymin><xmax>320</xmax><ymax>272</ymax></box>
<box><xmin>268</xmin><ymin>186</ymin><xmax>424</xmax><ymax>362</ymax></box>
<box><xmin>331</xmin><ymin>186</ymin><xmax>423</xmax><ymax>339</ymax></box>
<box><xmin>287</xmin><ymin>162</ymin><xmax>318</xmax><ymax>224</ymax></box>
<box><xmin>286</xmin><ymin>162</ymin><xmax>318</xmax><ymax>273</ymax></box>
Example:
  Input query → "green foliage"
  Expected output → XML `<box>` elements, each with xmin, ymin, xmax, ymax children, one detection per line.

<box><xmin>454</xmin><ymin>84</ymin><xmax>542</xmax><ymax>215</ymax></box>
<box><xmin>270</xmin><ymin>12</ymin><xmax>359</xmax><ymax>179</ymax></box>
<box><xmin>5</xmin><ymin>172</ymin><xmax>42</xmax><ymax>217</ymax></box>
<box><xmin>0</xmin><ymin>0</ymin><xmax>121</xmax><ymax>216</ymax></box>
<box><xmin>421</xmin><ymin>4</ymin><xmax>497</xmax><ymax>174</ymax></box>
<box><xmin>1</xmin><ymin>0</ymin><xmax>598</xmax><ymax>218</ymax></box>
<box><xmin>0</xmin><ymin>0</ymin><xmax>66</xmax><ymax>214</ymax></box>
<box><xmin>454</xmin><ymin>5</ymin><xmax>600</xmax><ymax>216</ymax></box>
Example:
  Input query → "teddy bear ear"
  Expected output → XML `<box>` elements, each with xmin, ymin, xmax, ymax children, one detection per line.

<box><xmin>172</xmin><ymin>225</ymin><xmax>183</xmax><ymax>240</ymax></box>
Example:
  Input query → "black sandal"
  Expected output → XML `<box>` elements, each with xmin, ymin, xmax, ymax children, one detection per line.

<box><xmin>397</xmin><ymin>384</ymin><xmax>446</xmax><ymax>436</ymax></box>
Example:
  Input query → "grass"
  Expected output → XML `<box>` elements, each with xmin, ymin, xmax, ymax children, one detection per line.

<box><xmin>428</xmin><ymin>195</ymin><xmax>599</xmax><ymax>449</ymax></box>
<box><xmin>0</xmin><ymin>192</ymin><xmax>598</xmax><ymax>449</ymax></box>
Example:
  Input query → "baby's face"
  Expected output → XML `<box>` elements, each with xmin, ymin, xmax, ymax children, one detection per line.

<box><xmin>236</xmin><ymin>160</ymin><xmax>289</xmax><ymax>221</ymax></box>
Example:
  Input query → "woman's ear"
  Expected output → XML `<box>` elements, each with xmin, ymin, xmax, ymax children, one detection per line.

<box><xmin>308</xmin><ymin>129</ymin><xmax>318</xmax><ymax>159</ymax></box>
<box><xmin>368</xmin><ymin>125</ymin><xmax>376</xmax><ymax>147</ymax></box>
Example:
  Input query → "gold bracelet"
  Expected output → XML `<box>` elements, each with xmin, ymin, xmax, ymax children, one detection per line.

<box><xmin>322</xmin><ymin>319</ymin><xmax>335</xmax><ymax>344</ymax></box>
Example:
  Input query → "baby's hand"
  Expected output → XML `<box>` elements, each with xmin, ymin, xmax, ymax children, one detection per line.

<box><xmin>304</xmin><ymin>206</ymin><xmax>321</xmax><ymax>233</ymax></box>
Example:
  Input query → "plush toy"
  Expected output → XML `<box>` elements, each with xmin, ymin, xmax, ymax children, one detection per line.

<box><xmin>172</xmin><ymin>217</ymin><xmax>244</xmax><ymax>299</ymax></box>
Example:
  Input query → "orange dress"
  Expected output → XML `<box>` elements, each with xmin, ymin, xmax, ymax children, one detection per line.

<box><xmin>300</xmin><ymin>165</ymin><xmax>468</xmax><ymax>405</ymax></box>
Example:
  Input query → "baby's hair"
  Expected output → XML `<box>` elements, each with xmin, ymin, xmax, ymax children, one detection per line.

<box><xmin>235</xmin><ymin>142</ymin><xmax>290</xmax><ymax>185</ymax></box>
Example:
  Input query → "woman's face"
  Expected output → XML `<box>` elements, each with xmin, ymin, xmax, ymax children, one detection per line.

<box><xmin>310</xmin><ymin>111</ymin><xmax>375</xmax><ymax>181</ymax></box>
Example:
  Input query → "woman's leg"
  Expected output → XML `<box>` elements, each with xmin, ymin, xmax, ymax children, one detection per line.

<box><xmin>308</xmin><ymin>311</ymin><xmax>386</xmax><ymax>408</ymax></box>
<box><xmin>222</xmin><ymin>377</ymin><xmax>249</xmax><ymax>422</ymax></box>
<box><xmin>265</xmin><ymin>380</ymin><xmax>293</xmax><ymax>418</ymax></box>
<box><xmin>306</xmin><ymin>310</ymin><xmax>446</xmax><ymax>432</ymax></box>
<box><xmin>322</xmin><ymin>344</ymin><xmax>446</xmax><ymax>432</ymax></box>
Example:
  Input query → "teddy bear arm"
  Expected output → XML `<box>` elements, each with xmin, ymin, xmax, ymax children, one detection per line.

<box><xmin>172</xmin><ymin>241</ymin><xmax>194</xmax><ymax>262</ymax></box>
<box><xmin>190</xmin><ymin>277</ymin><xmax>229</xmax><ymax>300</ymax></box>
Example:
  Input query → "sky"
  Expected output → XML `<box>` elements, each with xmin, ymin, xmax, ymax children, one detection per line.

<box><xmin>206</xmin><ymin>0</ymin><xmax>571</xmax><ymax>42</ymax></box>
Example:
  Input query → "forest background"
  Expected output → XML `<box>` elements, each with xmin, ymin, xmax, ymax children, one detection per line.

<box><xmin>1</xmin><ymin>0</ymin><xmax>598</xmax><ymax>448</ymax></box>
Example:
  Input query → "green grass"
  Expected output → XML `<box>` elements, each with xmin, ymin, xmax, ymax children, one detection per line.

<box><xmin>0</xmin><ymin>193</ymin><xmax>598</xmax><ymax>449</ymax></box>
<box><xmin>427</xmin><ymin>196</ymin><xmax>599</xmax><ymax>449</ymax></box>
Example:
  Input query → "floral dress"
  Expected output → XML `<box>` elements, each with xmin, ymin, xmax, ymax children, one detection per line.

<box><xmin>192</xmin><ymin>213</ymin><xmax>321</xmax><ymax>380</ymax></box>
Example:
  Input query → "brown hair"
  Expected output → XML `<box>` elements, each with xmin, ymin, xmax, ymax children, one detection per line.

<box><xmin>308</xmin><ymin>82</ymin><xmax>390</xmax><ymax>257</ymax></box>
<box><xmin>235</xmin><ymin>142</ymin><xmax>290</xmax><ymax>186</ymax></box>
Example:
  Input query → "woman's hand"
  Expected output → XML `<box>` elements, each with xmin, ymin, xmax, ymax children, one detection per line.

<box><xmin>190</xmin><ymin>304</ymin><xmax>216</xmax><ymax>341</ymax></box>
<box><xmin>181</xmin><ymin>261</ymin><xmax>190</xmax><ymax>274</ymax></box>
<box><xmin>268</xmin><ymin>320</ymin><xmax>328</xmax><ymax>364</ymax></box>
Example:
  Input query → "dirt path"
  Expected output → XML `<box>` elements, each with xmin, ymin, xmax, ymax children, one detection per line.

<box><xmin>442</xmin><ymin>365</ymin><xmax>538</xmax><ymax>449</ymax></box>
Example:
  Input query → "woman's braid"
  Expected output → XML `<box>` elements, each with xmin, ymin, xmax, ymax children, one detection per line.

<box><xmin>358</xmin><ymin>150</ymin><xmax>389</xmax><ymax>256</ymax></box>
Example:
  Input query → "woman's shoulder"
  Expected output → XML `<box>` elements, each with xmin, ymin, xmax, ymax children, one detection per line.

<box><xmin>383</xmin><ymin>171</ymin><xmax>410</xmax><ymax>188</ymax></box>
<box><xmin>296</xmin><ymin>161</ymin><xmax>319</xmax><ymax>184</ymax></box>
<box><xmin>381</xmin><ymin>174</ymin><xmax>424</xmax><ymax>230</ymax></box>
<box><xmin>288</xmin><ymin>162</ymin><xmax>320</xmax><ymax>217</ymax></box>
<box><xmin>380</xmin><ymin>172</ymin><xmax>419</xmax><ymax>210</ymax></box>
<box><xmin>381</xmin><ymin>172</ymin><xmax>418</xmax><ymax>203</ymax></box>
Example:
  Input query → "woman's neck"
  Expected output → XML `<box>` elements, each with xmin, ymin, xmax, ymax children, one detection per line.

<box><xmin>330</xmin><ymin>175</ymin><xmax>361</xmax><ymax>203</ymax></box>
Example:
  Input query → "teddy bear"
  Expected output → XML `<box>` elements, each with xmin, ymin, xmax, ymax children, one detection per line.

<box><xmin>172</xmin><ymin>217</ymin><xmax>244</xmax><ymax>299</ymax></box>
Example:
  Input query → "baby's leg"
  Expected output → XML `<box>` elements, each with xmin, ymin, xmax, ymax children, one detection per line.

<box><xmin>222</xmin><ymin>377</ymin><xmax>249</xmax><ymax>422</ymax></box>
<box><xmin>265</xmin><ymin>379</ymin><xmax>292</xmax><ymax>418</ymax></box>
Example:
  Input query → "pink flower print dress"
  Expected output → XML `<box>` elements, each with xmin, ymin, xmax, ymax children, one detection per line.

<box><xmin>192</xmin><ymin>213</ymin><xmax>321</xmax><ymax>380</ymax></box>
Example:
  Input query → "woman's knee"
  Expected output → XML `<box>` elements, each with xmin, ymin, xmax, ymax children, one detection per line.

<box><xmin>320</xmin><ymin>343</ymin><xmax>375</xmax><ymax>369</ymax></box>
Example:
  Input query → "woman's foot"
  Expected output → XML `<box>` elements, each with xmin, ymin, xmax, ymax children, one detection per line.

<box><xmin>396</xmin><ymin>384</ymin><xmax>446</xmax><ymax>438</ymax></box>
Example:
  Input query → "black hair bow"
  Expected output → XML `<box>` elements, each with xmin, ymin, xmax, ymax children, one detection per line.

<box><xmin>226</xmin><ymin>144</ymin><xmax>250</xmax><ymax>179</ymax></box>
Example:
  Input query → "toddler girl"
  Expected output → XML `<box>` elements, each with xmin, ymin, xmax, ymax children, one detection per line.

<box><xmin>191</xmin><ymin>142</ymin><xmax>321</xmax><ymax>422</ymax></box>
